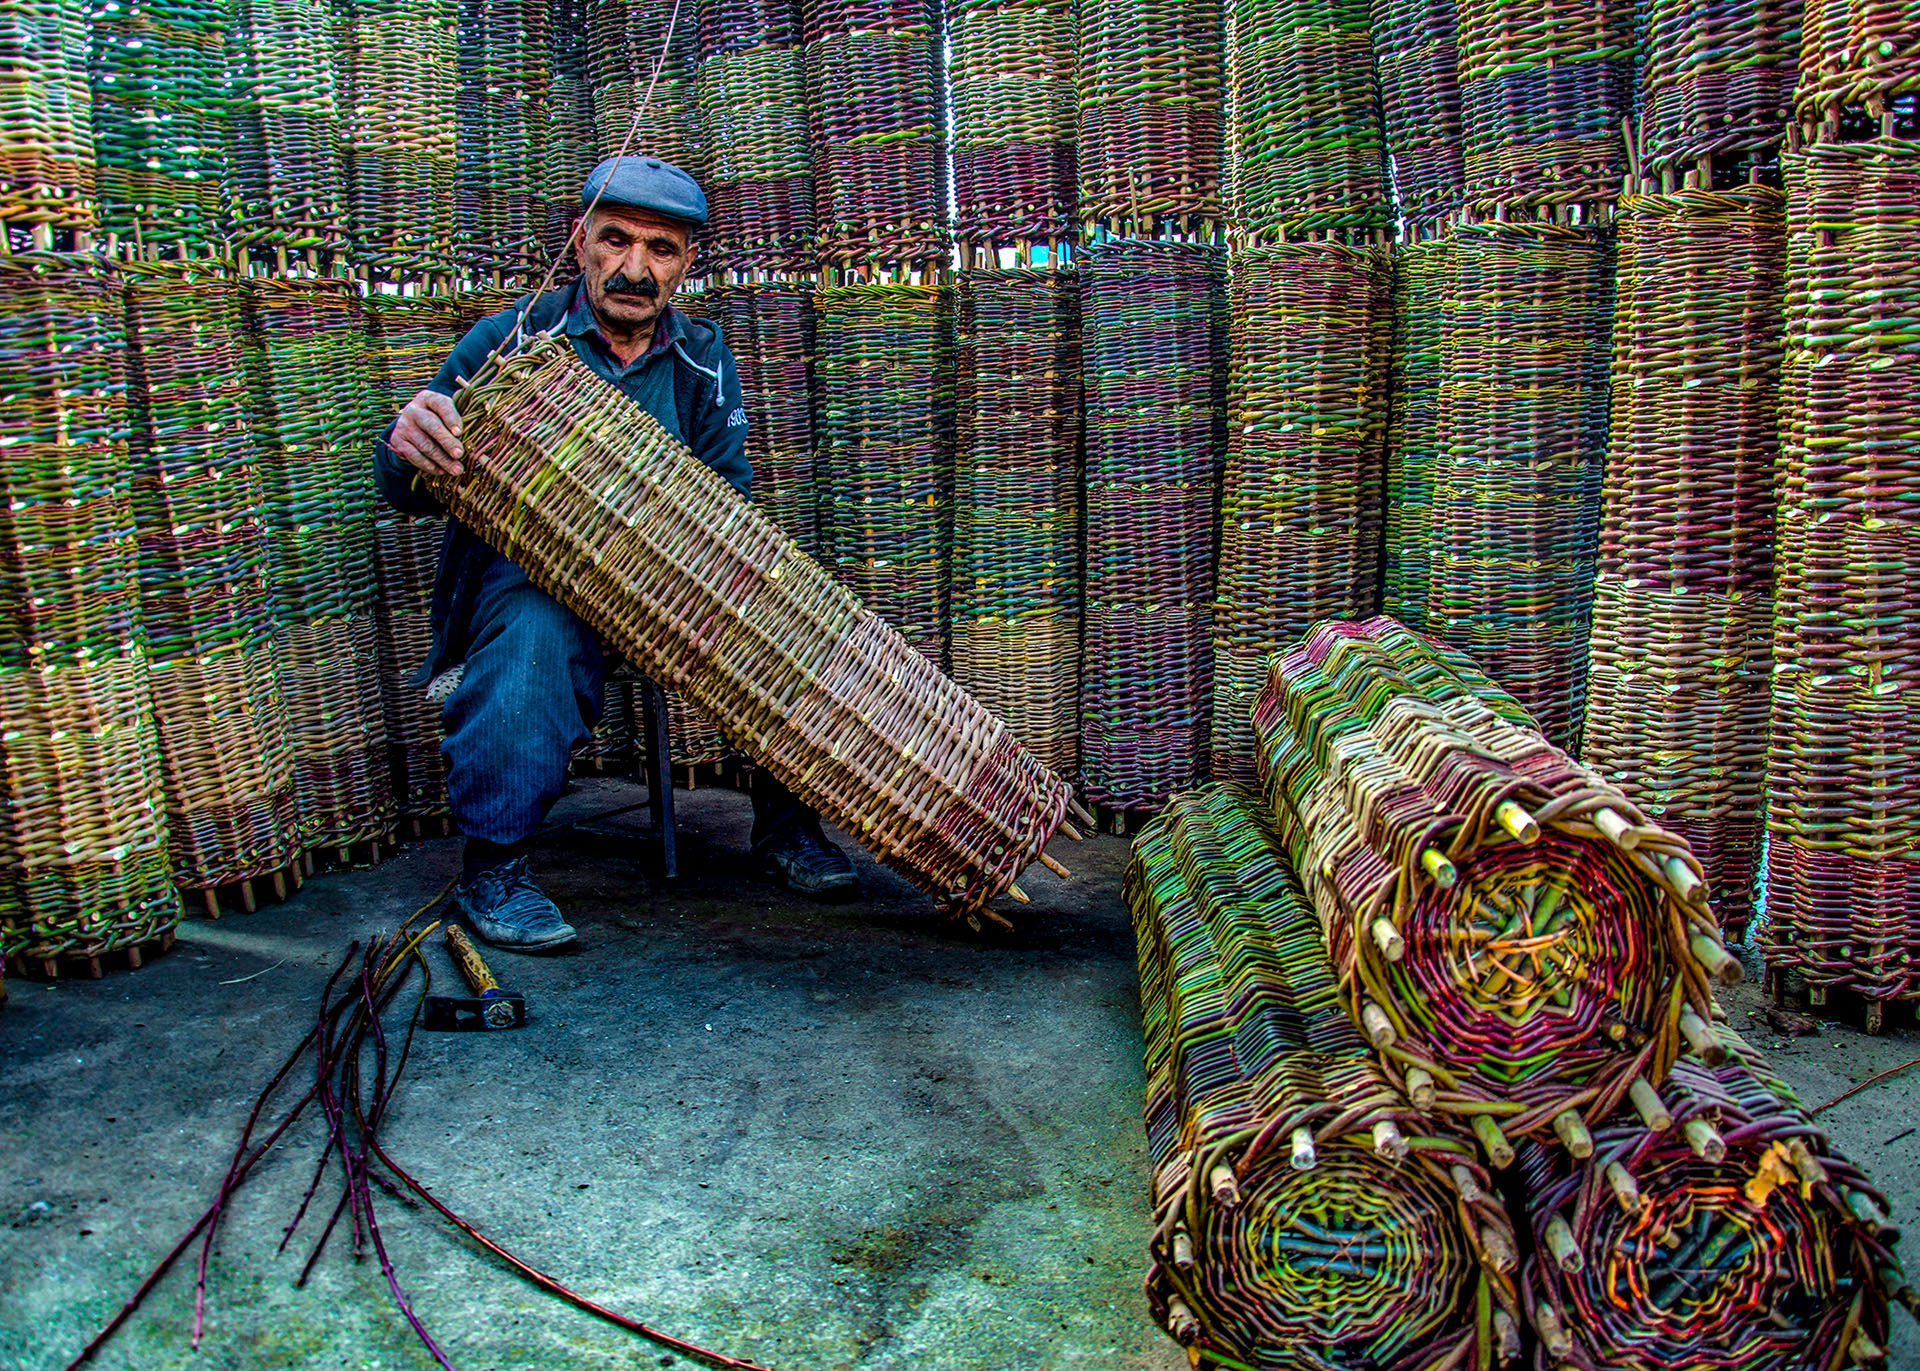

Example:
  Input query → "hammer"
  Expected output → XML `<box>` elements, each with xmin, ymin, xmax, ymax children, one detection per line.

<box><xmin>423</xmin><ymin>926</ymin><xmax>527</xmax><ymax>1031</ymax></box>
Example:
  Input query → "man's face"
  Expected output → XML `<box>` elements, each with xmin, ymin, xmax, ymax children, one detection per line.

<box><xmin>574</xmin><ymin>206</ymin><xmax>697</xmax><ymax>334</ymax></box>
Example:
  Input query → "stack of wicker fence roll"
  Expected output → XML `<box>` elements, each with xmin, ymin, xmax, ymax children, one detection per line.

<box><xmin>1764</xmin><ymin>23</ymin><xmax>1920</xmax><ymax>1025</ymax></box>
<box><xmin>1122</xmin><ymin>614</ymin><xmax>1918</xmax><ymax>1365</ymax></box>
<box><xmin>436</xmin><ymin>331</ymin><xmax>1074</xmax><ymax>919</ymax></box>
<box><xmin>239</xmin><ymin>277</ymin><xmax>396</xmax><ymax>857</ymax></box>
<box><xmin>812</xmin><ymin>281</ymin><xmax>954</xmax><ymax>666</ymax></box>
<box><xmin>1582</xmin><ymin>186</ymin><xmax>1786</xmax><ymax>939</ymax></box>
<box><xmin>0</xmin><ymin>255</ymin><xmax>179</xmax><ymax>975</ymax></box>
<box><xmin>1368</xmin><ymin>0</ymin><xmax>1463</xmax><ymax>224</ymax></box>
<box><xmin>1252</xmin><ymin>617</ymin><xmax>1735</xmax><ymax>1162</ymax></box>
<box><xmin>0</xmin><ymin>0</ymin><xmax>96</xmax><ymax>233</ymax></box>
<box><xmin>589</xmin><ymin>0</ymin><xmax>701</xmax><ymax>174</ymax></box>
<box><xmin>543</xmin><ymin>0</ymin><xmax>598</xmax><ymax>256</ymax></box>
<box><xmin>950</xmin><ymin>267</ymin><xmax>1082</xmax><ymax>778</ymax></box>
<box><xmin>1079</xmin><ymin>238</ymin><xmax>1224</xmax><ymax>820</ymax></box>
<box><xmin>123</xmin><ymin>261</ymin><xmax>303</xmax><ymax>907</ymax></box>
<box><xmin>1127</xmin><ymin>784</ymin><xmax>1522</xmax><ymax>1367</ymax></box>
<box><xmin>1380</xmin><ymin>238</ymin><xmax>1448</xmax><ymax>633</ymax></box>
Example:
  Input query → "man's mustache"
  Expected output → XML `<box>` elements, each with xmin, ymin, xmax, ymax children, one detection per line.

<box><xmin>603</xmin><ymin>273</ymin><xmax>659</xmax><ymax>298</ymax></box>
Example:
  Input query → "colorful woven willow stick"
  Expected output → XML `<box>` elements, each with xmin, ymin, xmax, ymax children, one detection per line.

<box><xmin>227</xmin><ymin>0</ymin><xmax>348</xmax><ymax>254</ymax></box>
<box><xmin>1455</xmin><ymin>0</ymin><xmax>1631</xmax><ymax>209</ymax></box>
<box><xmin>1127</xmin><ymin>785</ymin><xmax>1522</xmax><ymax>1368</ymax></box>
<box><xmin>1583</xmin><ymin>187</ymin><xmax>1785</xmax><ymax>939</ymax></box>
<box><xmin>123</xmin><ymin>260</ymin><xmax>301</xmax><ymax>895</ymax></box>
<box><xmin>239</xmin><ymin>276</ymin><xmax>395</xmax><ymax>852</ymax></box>
<box><xmin>365</xmin><ymin>293</ymin><xmax>466</xmax><ymax>826</ymax></box>
<box><xmin>456</xmin><ymin>0</ymin><xmax>550</xmax><ymax>279</ymax></box>
<box><xmin>803</xmin><ymin>0</ymin><xmax>949</xmax><ymax>267</ymax></box>
<box><xmin>951</xmin><ymin>266</ymin><xmax>1082</xmax><ymax>778</ymax></box>
<box><xmin>544</xmin><ymin>0</ymin><xmax>599</xmax><ymax>258</ymax></box>
<box><xmin>1796</xmin><ymin>0</ymin><xmax>1920</xmax><ymax>120</ymax></box>
<box><xmin>1370</xmin><ymin>0</ymin><xmax>1464</xmax><ymax>224</ymax></box>
<box><xmin>1252</xmin><ymin>617</ymin><xmax>1737</xmax><ymax>1165</ymax></box>
<box><xmin>86</xmin><ymin>0</ymin><xmax>229</xmax><ymax>252</ymax></box>
<box><xmin>1077</xmin><ymin>0</ymin><xmax>1224</xmax><ymax>227</ymax></box>
<box><xmin>0</xmin><ymin>256</ymin><xmax>177</xmax><ymax>966</ymax></box>
<box><xmin>435</xmin><ymin>334</ymin><xmax>1071</xmax><ymax>916</ymax></box>
<box><xmin>1430</xmin><ymin>220</ymin><xmax>1613</xmax><ymax>750</ymax></box>
<box><xmin>1381</xmin><ymin>236</ymin><xmax>1449</xmax><ymax>633</ymax></box>
<box><xmin>1229</xmin><ymin>0</ymin><xmax>1391</xmax><ymax>239</ymax></box>
<box><xmin>1766</xmin><ymin>137</ymin><xmax>1920</xmax><ymax>1014</ymax></box>
<box><xmin>0</xmin><ymin>0</ymin><xmax>94</xmax><ymax>232</ymax></box>
<box><xmin>1212</xmin><ymin>244</ymin><xmax>1390</xmax><ymax>784</ymax></box>
<box><xmin>338</xmin><ymin>0</ymin><xmax>458</xmax><ymax>274</ymax></box>
<box><xmin>695</xmin><ymin>42</ymin><xmax>814</xmax><ymax>274</ymax></box>
<box><xmin>1080</xmin><ymin>238</ymin><xmax>1224</xmax><ymax>813</ymax></box>
<box><xmin>1638</xmin><ymin>0</ymin><xmax>1799</xmax><ymax>172</ymax></box>
<box><xmin>1518</xmin><ymin>1035</ymin><xmax>1910</xmax><ymax>1369</ymax></box>
<box><xmin>813</xmin><ymin>281</ymin><xmax>953</xmax><ymax>665</ymax></box>
<box><xmin>947</xmin><ymin>0</ymin><xmax>1077</xmax><ymax>249</ymax></box>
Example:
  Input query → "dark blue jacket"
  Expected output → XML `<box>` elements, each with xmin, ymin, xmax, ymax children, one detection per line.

<box><xmin>372</xmin><ymin>282</ymin><xmax>751</xmax><ymax>682</ymax></box>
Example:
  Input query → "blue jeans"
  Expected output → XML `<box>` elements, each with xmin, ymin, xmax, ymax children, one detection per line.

<box><xmin>441</xmin><ymin>552</ymin><xmax>806</xmax><ymax>847</ymax></box>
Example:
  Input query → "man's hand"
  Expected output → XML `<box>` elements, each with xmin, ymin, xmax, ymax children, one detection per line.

<box><xmin>390</xmin><ymin>389</ymin><xmax>465</xmax><ymax>477</ymax></box>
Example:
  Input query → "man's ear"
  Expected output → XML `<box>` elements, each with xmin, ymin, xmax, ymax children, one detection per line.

<box><xmin>572</xmin><ymin>215</ymin><xmax>589</xmax><ymax>270</ymax></box>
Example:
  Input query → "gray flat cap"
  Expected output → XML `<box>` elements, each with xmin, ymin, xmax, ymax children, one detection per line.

<box><xmin>580</xmin><ymin>155</ymin><xmax>708</xmax><ymax>226</ymax></box>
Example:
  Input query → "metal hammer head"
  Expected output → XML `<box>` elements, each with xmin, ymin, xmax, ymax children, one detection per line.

<box><xmin>423</xmin><ymin>990</ymin><xmax>527</xmax><ymax>1032</ymax></box>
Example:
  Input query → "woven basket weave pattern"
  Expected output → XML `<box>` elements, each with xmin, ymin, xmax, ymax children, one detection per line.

<box><xmin>0</xmin><ymin>0</ymin><xmax>96</xmax><ymax>230</ymax></box>
<box><xmin>948</xmin><ymin>0</ymin><xmax>1078</xmax><ymax>247</ymax></box>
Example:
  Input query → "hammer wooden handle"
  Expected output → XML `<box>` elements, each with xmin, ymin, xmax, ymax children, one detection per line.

<box><xmin>446</xmin><ymin>926</ymin><xmax>500</xmax><ymax>995</ymax></box>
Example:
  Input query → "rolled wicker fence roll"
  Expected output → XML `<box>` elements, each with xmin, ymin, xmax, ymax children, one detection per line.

<box><xmin>339</xmin><ymin>0</ymin><xmax>459</xmax><ymax>274</ymax></box>
<box><xmin>813</xmin><ymin>281</ymin><xmax>953</xmax><ymax>666</ymax></box>
<box><xmin>948</xmin><ymin>0</ymin><xmax>1078</xmax><ymax>249</ymax></box>
<box><xmin>544</xmin><ymin>4</ymin><xmax>598</xmax><ymax>258</ymax></box>
<box><xmin>436</xmin><ymin>333</ymin><xmax>1071</xmax><ymax>917</ymax></box>
<box><xmin>697</xmin><ymin>0</ymin><xmax>805</xmax><ymax>52</ymax></box>
<box><xmin>951</xmin><ymin>266</ymin><xmax>1082</xmax><ymax>778</ymax></box>
<box><xmin>1080</xmin><ymin>238</ymin><xmax>1225</xmax><ymax>813</ymax></box>
<box><xmin>1430</xmin><ymin>220</ymin><xmax>1614</xmax><ymax>750</ymax></box>
<box><xmin>589</xmin><ymin>0</ymin><xmax>700</xmax><ymax>167</ymax></box>
<box><xmin>372</xmin><ymin>516</ymin><xmax>450</xmax><ymax>822</ymax></box>
<box><xmin>1076</xmin><ymin>0</ymin><xmax>1224</xmax><ymax>226</ymax></box>
<box><xmin>1370</xmin><ymin>0</ymin><xmax>1464</xmax><ymax>224</ymax></box>
<box><xmin>685</xmin><ymin>282</ymin><xmax>818</xmax><ymax>552</ymax></box>
<box><xmin>1583</xmin><ymin>187</ymin><xmax>1785</xmax><ymax>938</ymax></box>
<box><xmin>86</xmin><ymin>0</ymin><xmax>229</xmax><ymax>251</ymax></box>
<box><xmin>0</xmin><ymin>0</ymin><xmax>95</xmax><ymax>232</ymax></box>
<box><xmin>123</xmin><ymin>260</ymin><xmax>301</xmax><ymax>893</ymax></box>
<box><xmin>1766</xmin><ymin>137</ymin><xmax>1920</xmax><ymax>1010</ymax></box>
<box><xmin>1212</xmin><ymin>244</ymin><xmax>1390</xmax><ymax>785</ymax></box>
<box><xmin>1455</xmin><ymin>0</ymin><xmax>1631</xmax><ymax>209</ymax></box>
<box><xmin>573</xmin><ymin>676</ymin><xmax>635</xmax><ymax>774</ymax></box>
<box><xmin>696</xmin><ymin>42</ymin><xmax>815</xmax><ymax>273</ymax></box>
<box><xmin>1518</xmin><ymin>1035</ymin><xmax>1907</xmax><ymax>1369</ymax></box>
<box><xmin>1797</xmin><ymin>0</ymin><xmax>1920</xmax><ymax>119</ymax></box>
<box><xmin>1639</xmin><ymin>0</ymin><xmax>1799</xmax><ymax>171</ymax></box>
<box><xmin>1127</xmin><ymin>785</ymin><xmax>1522</xmax><ymax>1367</ymax></box>
<box><xmin>1229</xmin><ymin>0</ymin><xmax>1390</xmax><ymax>239</ymax></box>
<box><xmin>240</xmin><ymin>275</ymin><xmax>395</xmax><ymax>851</ymax></box>
<box><xmin>227</xmin><ymin>0</ymin><xmax>349</xmax><ymax>254</ymax></box>
<box><xmin>802</xmin><ymin>0</ymin><xmax>949</xmax><ymax>267</ymax></box>
<box><xmin>0</xmin><ymin>255</ymin><xmax>177</xmax><ymax>967</ymax></box>
<box><xmin>456</xmin><ymin>0</ymin><xmax>550</xmax><ymax>278</ymax></box>
<box><xmin>1251</xmin><ymin>616</ymin><xmax>1732</xmax><ymax>1166</ymax></box>
<box><xmin>1381</xmin><ymin>236</ymin><xmax>1449</xmax><ymax>633</ymax></box>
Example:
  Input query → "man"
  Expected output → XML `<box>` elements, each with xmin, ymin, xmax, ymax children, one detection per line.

<box><xmin>374</xmin><ymin>155</ymin><xmax>857</xmax><ymax>952</ymax></box>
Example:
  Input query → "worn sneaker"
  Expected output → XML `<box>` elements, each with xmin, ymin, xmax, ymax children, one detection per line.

<box><xmin>752</xmin><ymin>821</ymin><xmax>858</xmax><ymax>900</ymax></box>
<box><xmin>454</xmin><ymin>856</ymin><xmax>578</xmax><ymax>951</ymax></box>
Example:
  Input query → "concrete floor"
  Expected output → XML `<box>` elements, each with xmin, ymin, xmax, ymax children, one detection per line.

<box><xmin>1</xmin><ymin>779</ymin><xmax>1916</xmax><ymax>1371</ymax></box>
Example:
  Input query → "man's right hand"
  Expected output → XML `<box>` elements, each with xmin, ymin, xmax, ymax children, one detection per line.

<box><xmin>390</xmin><ymin>389</ymin><xmax>465</xmax><ymax>478</ymax></box>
